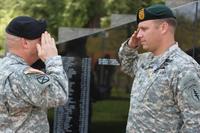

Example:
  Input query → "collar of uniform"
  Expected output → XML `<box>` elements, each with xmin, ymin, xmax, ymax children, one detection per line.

<box><xmin>149</xmin><ymin>42</ymin><xmax>178</xmax><ymax>72</ymax></box>
<box><xmin>6</xmin><ymin>53</ymin><xmax>28</xmax><ymax>65</ymax></box>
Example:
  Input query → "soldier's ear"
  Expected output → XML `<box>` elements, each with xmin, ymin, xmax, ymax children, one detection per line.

<box><xmin>160</xmin><ymin>21</ymin><xmax>168</xmax><ymax>34</ymax></box>
<box><xmin>21</xmin><ymin>38</ymin><xmax>29</xmax><ymax>49</ymax></box>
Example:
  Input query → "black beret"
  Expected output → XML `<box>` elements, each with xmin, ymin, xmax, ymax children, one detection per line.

<box><xmin>137</xmin><ymin>4</ymin><xmax>176</xmax><ymax>24</ymax></box>
<box><xmin>6</xmin><ymin>16</ymin><xmax>46</xmax><ymax>40</ymax></box>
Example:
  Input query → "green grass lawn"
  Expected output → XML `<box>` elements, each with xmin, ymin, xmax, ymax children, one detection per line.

<box><xmin>90</xmin><ymin>88</ymin><xmax>130</xmax><ymax>133</ymax></box>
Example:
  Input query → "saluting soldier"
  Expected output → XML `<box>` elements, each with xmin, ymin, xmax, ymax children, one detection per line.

<box><xmin>118</xmin><ymin>4</ymin><xmax>200</xmax><ymax>133</ymax></box>
<box><xmin>0</xmin><ymin>16</ymin><xmax>69</xmax><ymax>133</ymax></box>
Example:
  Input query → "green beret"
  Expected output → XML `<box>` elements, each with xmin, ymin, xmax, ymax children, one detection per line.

<box><xmin>137</xmin><ymin>4</ymin><xmax>176</xmax><ymax>24</ymax></box>
<box><xmin>6</xmin><ymin>16</ymin><xmax>46</xmax><ymax>40</ymax></box>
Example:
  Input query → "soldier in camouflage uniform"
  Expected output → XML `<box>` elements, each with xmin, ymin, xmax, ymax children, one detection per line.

<box><xmin>0</xmin><ymin>16</ymin><xmax>68</xmax><ymax>133</ymax></box>
<box><xmin>118</xmin><ymin>4</ymin><xmax>200</xmax><ymax>133</ymax></box>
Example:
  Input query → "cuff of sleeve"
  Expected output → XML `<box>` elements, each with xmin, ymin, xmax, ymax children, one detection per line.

<box><xmin>120</xmin><ymin>39</ymin><xmax>138</xmax><ymax>53</ymax></box>
<box><xmin>45</xmin><ymin>55</ymin><xmax>62</xmax><ymax>68</ymax></box>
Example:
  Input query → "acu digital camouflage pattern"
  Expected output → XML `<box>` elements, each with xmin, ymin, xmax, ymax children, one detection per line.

<box><xmin>118</xmin><ymin>41</ymin><xmax>200</xmax><ymax>133</ymax></box>
<box><xmin>0</xmin><ymin>53</ymin><xmax>68</xmax><ymax>133</ymax></box>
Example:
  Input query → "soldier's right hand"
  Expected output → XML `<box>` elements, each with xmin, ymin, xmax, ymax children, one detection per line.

<box><xmin>36</xmin><ymin>31</ymin><xmax>58</xmax><ymax>62</ymax></box>
<box><xmin>128</xmin><ymin>28</ymin><xmax>140</xmax><ymax>48</ymax></box>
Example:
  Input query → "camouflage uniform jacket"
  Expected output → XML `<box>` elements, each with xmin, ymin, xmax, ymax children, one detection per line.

<box><xmin>118</xmin><ymin>41</ymin><xmax>200</xmax><ymax>133</ymax></box>
<box><xmin>0</xmin><ymin>53</ymin><xmax>68</xmax><ymax>133</ymax></box>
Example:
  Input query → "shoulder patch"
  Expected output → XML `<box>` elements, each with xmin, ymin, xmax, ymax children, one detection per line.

<box><xmin>191</xmin><ymin>88</ymin><xmax>200</xmax><ymax>102</ymax></box>
<box><xmin>182</xmin><ymin>79</ymin><xmax>200</xmax><ymax>109</ymax></box>
<box><xmin>36</xmin><ymin>75</ymin><xmax>50</xmax><ymax>84</ymax></box>
<box><xmin>180</xmin><ymin>71</ymin><xmax>200</xmax><ymax>109</ymax></box>
<box><xmin>24</xmin><ymin>67</ymin><xmax>44</xmax><ymax>75</ymax></box>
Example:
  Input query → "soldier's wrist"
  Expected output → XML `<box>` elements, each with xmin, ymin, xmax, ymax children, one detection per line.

<box><xmin>125</xmin><ymin>39</ymin><xmax>138</xmax><ymax>49</ymax></box>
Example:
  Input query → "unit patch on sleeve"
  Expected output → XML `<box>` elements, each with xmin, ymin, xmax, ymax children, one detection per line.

<box><xmin>36</xmin><ymin>75</ymin><xmax>50</xmax><ymax>84</ymax></box>
<box><xmin>191</xmin><ymin>88</ymin><xmax>200</xmax><ymax>102</ymax></box>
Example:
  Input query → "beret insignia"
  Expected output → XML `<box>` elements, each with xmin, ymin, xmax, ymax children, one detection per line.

<box><xmin>138</xmin><ymin>8</ymin><xmax>145</xmax><ymax>20</ymax></box>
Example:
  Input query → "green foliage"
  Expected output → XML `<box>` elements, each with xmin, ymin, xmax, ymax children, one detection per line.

<box><xmin>0</xmin><ymin>0</ymin><xmax>24</xmax><ymax>54</ymax></box>
<box><xmin>91</xmin><ymin>87</ymin><xmax>130</xmax><ymax>133</ymax></box>
<box><xmin>0</xmin><ymin>0</ymin><xmax>164</xmax><ymax>55</ymax></box>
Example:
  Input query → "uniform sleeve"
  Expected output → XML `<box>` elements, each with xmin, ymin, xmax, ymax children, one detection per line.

<box><xmin>176</xmin><ymin>68</ymin><xmax>200</xmax><ymax>132</ymax></box>
<box><xmin>118</xmin><ymin>40</ymin><xmax>139</xmax><ymax>77</ymax></box>
<box><xmin>10</xmin><ymin>55</ymin><xmax>68</xmax><ymax>109</ymax></box>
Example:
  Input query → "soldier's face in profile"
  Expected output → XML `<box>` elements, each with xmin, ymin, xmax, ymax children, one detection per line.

<box><xmin>137</xmin><ymin>20</ymin><xmax>162</xmax><ymax>54</ymax></box>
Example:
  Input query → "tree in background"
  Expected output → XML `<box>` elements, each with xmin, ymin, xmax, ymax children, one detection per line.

<box><xmin>0</xmin><ymin>0</ymin><xmax>164</xmax><ymax>55</ymax></box>
<box><xmin>0</xmin><ymin>0</ymin><xmax>24</xmax><ymax>54</ymax></box>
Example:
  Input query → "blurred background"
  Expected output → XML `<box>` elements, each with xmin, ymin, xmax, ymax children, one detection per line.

<box><xmin>0</xmin><ymin>0</ymin><xmax>200</xmax><ymax>133</ymax></box>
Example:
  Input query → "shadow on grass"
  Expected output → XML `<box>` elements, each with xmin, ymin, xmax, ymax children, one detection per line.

<box><xmin>90</xmin><ymin>121</ymin><xmax>127</xmax><ymax>133</ymax></box>
<box><xmin>91</xmin><ymin>98</ymin><xmax>129</xmax><ymax>133</ymax></box>
<box><xmin>108</xmin><ymin>96</ymin><xmax>129</xmax><ymax>101</ymax></box>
